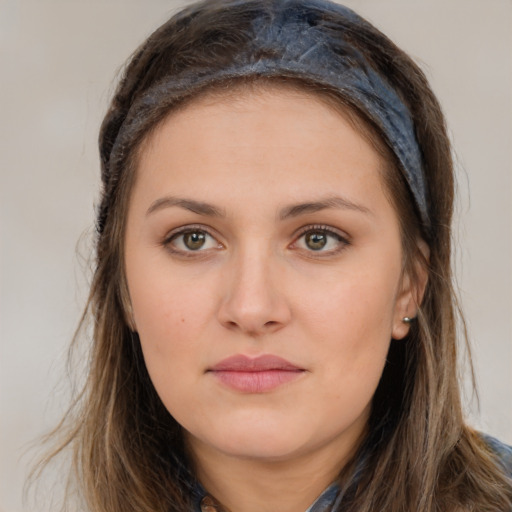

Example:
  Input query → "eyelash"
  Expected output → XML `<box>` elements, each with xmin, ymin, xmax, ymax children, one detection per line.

<box><xmin>163</xmin><ymin>224</ymin><xmax>223</xmax><ymax>258</ymax></box>
<box><xmin>292</xmin><ymin>224</ymin><xmax>350</xmax><ymax>256</ymax></box>
<box><xmin>162</xmin><ymin>224</ymin><xmax>350</xmax><ymax>257</ymax></box>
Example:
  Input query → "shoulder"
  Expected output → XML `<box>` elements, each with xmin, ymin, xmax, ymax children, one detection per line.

<box><xmin>480</xmin><ymin>432</ymin><xmax>512</xmax><ymax>477</ymax></box>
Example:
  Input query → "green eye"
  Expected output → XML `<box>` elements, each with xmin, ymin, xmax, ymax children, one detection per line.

<box><xmin>294</xmin><ymin>226</ymin><xmax>349</xmax><ymax>255</ymax></box>
<box><xmin>305</xmin><ymin>232</ymin><xmax>328</xmax><ymax>250</ymax></box>
<box><xmin>166</xmin><ymin>228</ymin><xmax>220</xmax><ymax>253</ymax></box>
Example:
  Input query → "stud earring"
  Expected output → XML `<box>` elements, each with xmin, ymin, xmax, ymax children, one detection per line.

<box><xmin>402</xmin><ymin>316</ymin><xmax>414</xmax><ymax>324</ymax></box>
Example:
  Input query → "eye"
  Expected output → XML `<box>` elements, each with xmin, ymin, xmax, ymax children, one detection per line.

<box><xmin>293</xmin><ymin>226</ymin><xmax>349</xmax><ymax>254</ymax></box>
<box><xmin>165</xmin><ymin>227</ymin><xmax>221</xmax><ymax>253</ymax></box>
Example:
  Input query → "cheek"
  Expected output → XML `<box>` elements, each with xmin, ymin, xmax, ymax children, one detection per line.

<box><xmin>128</xmin><ymin>276</ymin><xmax>216</xmax><ymax>428</ymax></box>
<box><xmin>292</xmin><ymin>262</ymin><xmax>399</xmax><ymax>393</ymax></box>
<box><xmin>295</xmin><ymin>263</ymin><xmax>399</xmax><ymax>343</ymax></box>
<box><xmin>126</xmin><ymin>256</ymin><xmax>219</xmax><ymax>388</ymax></box>
<box><xmin>128</xmin><ymin>251</ymin><xmax>214</xmax><ymax>333</ymax></box>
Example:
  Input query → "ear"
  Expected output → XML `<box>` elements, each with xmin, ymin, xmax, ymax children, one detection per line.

<box><xmin>391</xmin><ymin>240</ymin><xmax>429</xmax><ymax>340</ymax></box>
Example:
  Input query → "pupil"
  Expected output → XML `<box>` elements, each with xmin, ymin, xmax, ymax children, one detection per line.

<box><xmin>306</xmin><ymin>232</ymin><xmax>327</xmax><ymax>250</ymax></box>
<box><xmin>184</xmin><ymin>231</ymin><xmax>205</xmax><ymax>250</ymax></box>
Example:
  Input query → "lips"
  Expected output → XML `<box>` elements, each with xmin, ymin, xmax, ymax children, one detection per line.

<box><xmin>208</xmin><ymin>354</ymin><xmax>305</xmax><ymax>393</ymax></box>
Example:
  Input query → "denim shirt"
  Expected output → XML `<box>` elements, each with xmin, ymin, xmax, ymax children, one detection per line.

<box><xmin>483</xmin><ymin>433</ymin><xmax>512</xmax><ymax>477</ymax></box>
<box><xmin>194</xmin><ymin>434</ymin><xmax>512</xmax><ymax>511</ymax></box>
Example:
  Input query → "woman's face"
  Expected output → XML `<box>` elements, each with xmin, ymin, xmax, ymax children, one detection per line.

<box><xmin>124</xmin><ymin>86</ymin><xmax>415</xmax><ymax>466</ymax></box>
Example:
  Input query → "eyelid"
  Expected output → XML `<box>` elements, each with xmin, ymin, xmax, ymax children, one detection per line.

<box><xmin>163</xmin><ymin>224</ymin><xmax>224</xmax><ymax>253</ymax></box>
<box><xmin>161</xmin><ymin>223</ymin><xmax>350</xmax><ymax>257</ymax></box>
<box><xmin>291</xmin><ymin>224</ymin><xmax>351</xmax><ymax>254</ymax></box>
<box><xmin>293</xmin><ymin>224</ymin><xmax>350</xmax><ymax>240</ymax></box>
<box><xmin>164</xmin><ymin>223</ymin><xmax>211</xmax><ymax>242</ymax></box>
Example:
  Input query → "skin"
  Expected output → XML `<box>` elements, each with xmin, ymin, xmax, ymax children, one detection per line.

<box><xmin>124</xmin><ymin>86</ymin><xmax>420</xmax><ymax>512</ymax></box>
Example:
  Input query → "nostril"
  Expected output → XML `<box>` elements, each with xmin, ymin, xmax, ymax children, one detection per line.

<box><xmin>216</xmin><ymin>288</ymin><xmax>292</xmax><ymax>335</ymax></box>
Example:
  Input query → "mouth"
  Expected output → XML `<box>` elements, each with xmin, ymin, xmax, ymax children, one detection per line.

<box><xmin>207</xmin><ymin>354</ymin><xmax>306</xmax><ymax>393</ymax></box>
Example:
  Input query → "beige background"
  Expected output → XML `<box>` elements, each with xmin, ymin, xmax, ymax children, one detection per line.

<box><xmin>1</xmin><ymin>1</ymin><xmax>511</xmax><ymax>511</ymax></box>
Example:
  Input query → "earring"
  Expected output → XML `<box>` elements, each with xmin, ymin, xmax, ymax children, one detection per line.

<box><xmin>402</xmin><ymin>316</ymin><xmax>414</xmax><ymax>324</ymax></box>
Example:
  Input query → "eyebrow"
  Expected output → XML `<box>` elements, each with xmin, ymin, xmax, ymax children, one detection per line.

<box><xmin>146</xmin><ymin>197</ymin><xmax>226</xmax><ymax>217</ymax></box>
<box><xmin>278</xmin><ymin>195</ymin><xmax>373</xmax><ymax>220</ymax></box>
<box><xmin>146</xmin><ymin>194</ymin><xmax>372</xmax><ymax>219</ymax></box>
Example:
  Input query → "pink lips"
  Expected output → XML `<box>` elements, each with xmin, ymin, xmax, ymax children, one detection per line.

<box><xmin>208</xmin><ymin>354</ymin><xmax>305</xmax><ymax>393</ymax></box>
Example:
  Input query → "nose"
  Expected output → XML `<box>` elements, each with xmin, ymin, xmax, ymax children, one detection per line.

<box><xmin>217</xmin><ymin>248</ymin><xmax>292</xmax><ymax>337</ymax></box>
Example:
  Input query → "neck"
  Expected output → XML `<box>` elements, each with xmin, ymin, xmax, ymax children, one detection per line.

<box><xmin>188</xmin><ymin>437</ymin><xmax>360</xmax><ymax>512</ymax></box>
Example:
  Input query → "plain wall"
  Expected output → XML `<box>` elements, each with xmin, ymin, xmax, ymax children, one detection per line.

<box><xmin>1</xmin><ymin>1</ymin><xmax>511</xmax><ymax>511</ymax></box>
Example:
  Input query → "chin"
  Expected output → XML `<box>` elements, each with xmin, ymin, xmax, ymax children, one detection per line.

<box><xmin>213</xmin><ymin>434</ymin><xmax>311</xmax><ymax>461</ymax></box>
<box><xmin>185</xmin><ymin>413</ymin><xmax>327</xmax><ymax>462</ymax></box>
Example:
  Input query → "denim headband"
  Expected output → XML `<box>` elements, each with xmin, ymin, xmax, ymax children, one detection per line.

<box><xmin>106</xmin><ymin>0</ymin><xmax>429</xmax><ymax>232</ymax></box>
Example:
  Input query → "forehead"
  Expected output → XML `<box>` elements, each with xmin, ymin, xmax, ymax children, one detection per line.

<box><xmin>139</xmin><ymin>80</ymin><xmax>393</xmax><ymax>173</ymax></box>
<box><xmin>160</xmin><ymin>80</ymin><xmax>393</xmax><ymax>158</ymax></box>
<box><xmin>133</xmin><ymin>85</ymin><xmax>394</xmax><ymax>219</ymax></box>
<box><xmin>141</xmin><ymin>85</ymin><xmax>382</xmax><ymax>169</ymax></box>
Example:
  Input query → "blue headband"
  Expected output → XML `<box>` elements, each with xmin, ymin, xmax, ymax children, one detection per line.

<box><xmin>107</xmin><ymin>0</ymin><xmax>429</xmax><ymax>231</ymax></box>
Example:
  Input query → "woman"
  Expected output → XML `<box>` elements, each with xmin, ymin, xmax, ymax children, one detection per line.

<box><xmin>39</xmin><ymin>0</ymin><xmax>512</xmax><ymax>511</ymax></box>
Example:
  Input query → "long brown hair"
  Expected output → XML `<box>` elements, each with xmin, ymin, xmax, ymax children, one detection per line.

<box><xmin>35</xmin><ymin>1</ymin><xmax>512</xmax><ymax>511</ymax></box>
